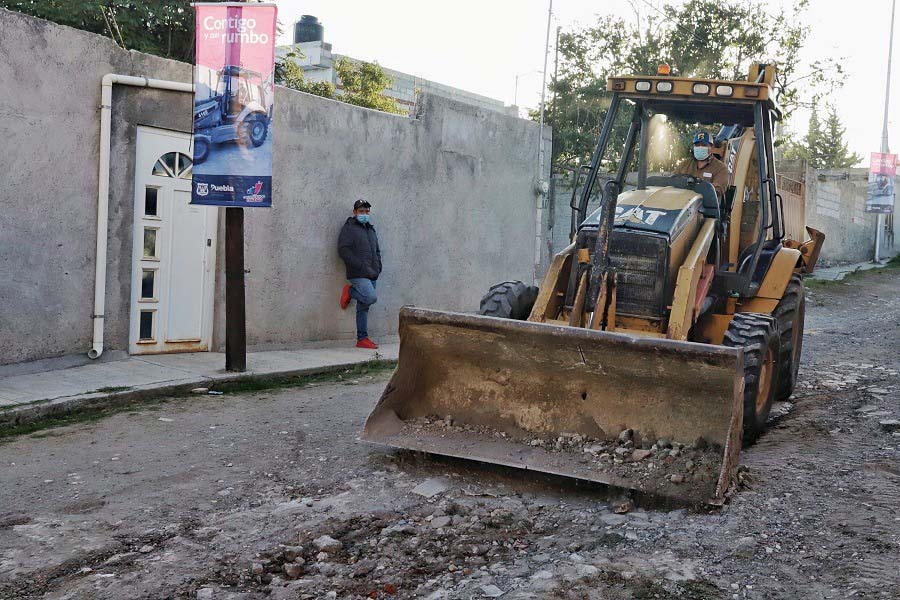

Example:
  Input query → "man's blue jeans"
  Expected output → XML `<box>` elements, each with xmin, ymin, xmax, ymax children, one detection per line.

<box><xmin>348</xmin><ymin>278</ymin><xmax>377</xmax><ymax>340</ymax></box>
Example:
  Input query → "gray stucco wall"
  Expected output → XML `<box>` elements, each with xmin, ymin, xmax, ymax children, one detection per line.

<box><xmin>805</xmin><ymin>168</ymin><xmax>900</xmax><ymax>265</ymax></box>
<box><xmin>0</xmin><ymin>8</ymin><xmax>545</xmax><ymax>365</ymax></box>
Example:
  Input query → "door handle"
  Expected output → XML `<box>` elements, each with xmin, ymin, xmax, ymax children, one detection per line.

<box><xmin>207</xmin><ymin>239</ymin><xmax>212</xmax><ymax>247</ymax></box>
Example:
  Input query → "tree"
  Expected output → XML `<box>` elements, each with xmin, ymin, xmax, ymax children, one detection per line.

<box><xmin>820</xmin><ymin>106</ymin><xmax>862</xmax><ymax>169</ymax></box>
<box><xmin>544</xmin><ymin>0</ymin><xmax>843</xmax><ymax>169</ymax></box>
<box><xmin>334</xmin><ymin>58</ymin><xmax>404</xmax><ymax>115</ymax></box>
<box><xmin>1</xmin><ymin>0</ymin><xmax>201</xmax><ymax>61</ymax></box>
<box><xmin>782</xmin><ymin>101</ymin><xmax>860</xmax><ymax>168</ymax></box>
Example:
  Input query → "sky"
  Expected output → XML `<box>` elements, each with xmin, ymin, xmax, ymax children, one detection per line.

<box><xmin>273</xmin><ymin>0</ymin><xmax>900</xmax><ymax>164</ymax></box>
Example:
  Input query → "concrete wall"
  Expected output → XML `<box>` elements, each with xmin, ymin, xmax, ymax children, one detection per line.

<box><xmin>805</xmin><ymin>168</ymin><xmax>900</xmax><ymax>265</ymax></box>
<box><xmin>0</xmin><ymin>8</ymin><xmax>546</xmax><ymax>365</ymax></box>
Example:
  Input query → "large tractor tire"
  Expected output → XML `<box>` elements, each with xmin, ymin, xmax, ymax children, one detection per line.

<box><xmin>723</xmin><ymin>313</ymin><xmax>781</xmax><ymax>443</ymax></box>
<box><xmin>242</xmin><ymin>115</ymin><xmax>268</xmax><ymax>148</ymax></box>
<box><xmin>478</xmin><ymin>281</ymin><xmax>539</xmax><ymax>320</ymax></box>
<box><xmin>193</xmin><ymin>138</ymin><xmax>210</xmax><ymax>164</ymax></box>
<box><xmin>773</xmin><ymin>274</ymin><xmax>805</xmax><ymax>401</ymax></box>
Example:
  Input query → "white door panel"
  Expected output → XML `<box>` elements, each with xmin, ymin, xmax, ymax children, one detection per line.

<box><xmin>130</xmin><ymin>127</ymin><xmax>218</xmax><ymax>354</ymax></box>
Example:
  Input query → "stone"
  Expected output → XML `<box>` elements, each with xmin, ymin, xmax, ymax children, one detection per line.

<box><xmin>139</xmin><ymin>544</ymin><xmax>154</xmax><ymax>554</ymax></box>
<box><xmin>353</xmin><ymin>559</ymin><xmax>377</xmax><ymax>577</ymax></box>
<box><xmin>412</xmin><ymin>478</ymin><xmax>450</xmax><ymax>498</ymax></box>
<box><xmin>481</xmin><ymin>584</ymin><xmax>505</xmax><ymax>597</ymax></box>
<box><xmin>313</xmin><ymin>535</ymin><xmax>342</xmax><ymax>553</ymax></box>
<box><xmin>685</xmin><ymin>460</ymin><xmax>696</xmax><ymax>470</ymax></box>
<box><xmin>879</xmin><ymin>419</ymin><xmax>900</xmax><ymax>432</ymax></box>
<box><xmin>614</xmin><ymin>447</ymin><xmax>631</xmax><ymax>456</ymax></box>
<box><xmin>197</xmin><ymin>589</ymin><xmax>214</xmax><ymax>600</ymax></box>
<box><xmin>733</xmin><ymin>536</ymin><xmax>757</xmax><ymax>559</ymax></box>
<box><xmin>583</xmin><ymin>444</ymin><xmax>605</xmax><ymax>454</ymax></box>
<box><xmin>283</xmin><ymin>546</ymin><xmax>304</xmax><ymax>562</ymax></box>
<box><xmin>251</xmin><ymin>562</ymin><xmax>264</xmax><ymax>575</ymax></box>
<box><xmin>191</xmin><ymin>387</ymin><xmax>209</xmax><ymax>394</ymax></box>
<box><xmin>431</xmin><ymin>516</ymin><xmax>452</xmax><ymax>529</ymax></box>
<box><xmin>669</xmin><ymin>447</ymin><xmax>682</xmax><ymax>458</ymax></box>
<box><xmin>531</xmin><ymin>570</ymin><xmax>553</xmax><ymax>580</ymax></box>
<box><xmin>600</xmin><ymin>513</ymin><xmax>627</xmax><ymax>526</ymax></box>
<box><xmin>631</xmin><ymin>449</ymin><xmax>652</xmax><ymax>461</ymax></box>
<box><xmin>283</xmin><ymin>563</ymin><xmax>304</xmax><ymax>579</ymax></box>
<box><xmin>656</xmin><ymin>439</ymin><xmax>672</xmax><ymax>449</ymax></box>
<box><xmin>618</xmin><ymin>429</ymin><xmax>634</xmax><ymax>443</ymax></box>
<box><xmin>577</xmin><ymin>564</ymin><xmax>600</xmax><ymax>578</ymax></box>
<box><xmin>669</xmin><ymin>474</ymin><xmax>685</xmax><ymax>484</ymax></box>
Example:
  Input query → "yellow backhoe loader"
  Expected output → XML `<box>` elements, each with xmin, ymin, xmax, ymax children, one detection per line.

<box><xmin>363</xmin><ymin>64</ymin><xmax>825</xmax><ymax>505</ymax></box>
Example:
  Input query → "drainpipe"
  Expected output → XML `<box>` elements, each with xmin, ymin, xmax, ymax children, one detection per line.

<box><xmin>89</xmin><ymin>74</ymin><xmax>194</xmax><ymax>359</ymax></box>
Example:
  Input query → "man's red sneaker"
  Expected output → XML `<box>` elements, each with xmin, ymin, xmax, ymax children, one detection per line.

<box><xmin>340</xmin><ymin>284</ymin><xmax>351</xmax><ymax>310</ymax></box>
<box><xmin>356</xmin><ymin>338</ymin><xmax>378</xmax><ymax>350</ymax></box>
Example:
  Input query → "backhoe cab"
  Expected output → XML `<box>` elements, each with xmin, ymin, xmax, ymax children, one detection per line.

<box><xmin>362</xmin><ymin>63</ymin><xmax>824</xmax><ymax>505</ymax></box>
<box><xmin>193</xmin><ymin>65</ymin><xmax>271</xmax><ymax>163</ymax></box>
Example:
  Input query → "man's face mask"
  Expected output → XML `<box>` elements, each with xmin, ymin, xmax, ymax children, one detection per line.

<box><xmin>356</xmin><ymin>213</ymin><xmax>371</xmax><ymax>225</ymax></box>
<box><xmin>693</xmin><ymin>145</ymin><xmax>711</xmax><ymax>161</ymax></box>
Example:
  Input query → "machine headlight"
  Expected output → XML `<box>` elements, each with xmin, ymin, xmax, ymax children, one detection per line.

<box><xmin>715</xmin><ymin>85</ymin><xmax>734</xmax><ymax>96</ymax></box>
<box><xmin>744</xmin><ymin>86</ymin><xmax>760</xmax><ymax>98</ymax></box>
<box><xmin>692</xmin><ymin>83</ymin><xmax>710</xmax><ymax>95</ymax></box>
<box><xmin>656</xmin><ymin>81</ymin><xmax>673</xmax><ymax>93</ymax></box>
<box><xmin>635</xmin><ymin>80</ymin><xmax>652</xmax><ymax>92</ymax></box>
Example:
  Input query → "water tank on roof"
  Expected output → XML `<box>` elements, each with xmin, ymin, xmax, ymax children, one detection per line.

<box><xmin>294</xmin><ymin>15</ymin><xmax>324</xmax><ymax>44</ymax></box>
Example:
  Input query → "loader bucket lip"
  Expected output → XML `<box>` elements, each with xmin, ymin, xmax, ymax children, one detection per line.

<box><xmin>363</xmin><ymin>307</ymin><xmax>744</xmax><ymax>506</ymax></box>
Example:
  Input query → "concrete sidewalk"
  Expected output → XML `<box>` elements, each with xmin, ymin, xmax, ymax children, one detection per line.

<box><xmin>0</xmin><ymin>343</ymin><xmax>398</xmax><ymax>428</ymax></box>
<box><xmin>810</xmin><ymin>260</ymin><xmax>891</xmax><ymax>281</ymax></box>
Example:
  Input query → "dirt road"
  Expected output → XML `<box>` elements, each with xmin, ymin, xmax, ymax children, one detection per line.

<box><xmin>2</xmin><ymin>269</ymin><xmax>899</xmax><ymax>600</ymax></box>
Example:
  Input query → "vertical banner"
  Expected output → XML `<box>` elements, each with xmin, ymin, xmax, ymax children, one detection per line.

<box><xmin>866</xmin><ymin>152</ymin><xmax>897</xmax><ymax>214</ymax></box>
<box><xmin>191</xmin><ymin>2</ymin><xmax>277</xmax><ymax>207</ymax></box>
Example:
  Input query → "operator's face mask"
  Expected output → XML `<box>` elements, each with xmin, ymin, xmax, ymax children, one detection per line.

<box><xmin>356</xmin><ymin>214</ymin><xmax>371</xmax><ymax>225</ymax></box>
<box><xmin>693</xmin><ymin>145</ymin><xmax>711</xmax><ymax>161</ymax></box>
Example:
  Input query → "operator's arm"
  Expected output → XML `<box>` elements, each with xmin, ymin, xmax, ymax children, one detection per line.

<box><xmin>338</xmin><ymin>224</ymin><xmax>361</xmax><ymax>271</ymax></box>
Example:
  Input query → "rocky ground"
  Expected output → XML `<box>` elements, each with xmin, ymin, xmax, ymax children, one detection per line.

<box><xmin>2</xmin><ymin>267</ymin><xmax>900</xmax><ymax>599</ymax></box>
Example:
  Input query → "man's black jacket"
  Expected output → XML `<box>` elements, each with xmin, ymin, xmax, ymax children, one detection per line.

<box><xmin>338</xmin><ymin>217</ymin><xmax>382</xmax><ymax>280</ymax></box>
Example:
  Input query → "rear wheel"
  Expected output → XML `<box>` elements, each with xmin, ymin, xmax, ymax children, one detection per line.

<box><xmin>478</xmin><ymin>281</ymin><xmax>539</xmax><ymax>320</ymax></box>
<box><xmin>773</xmin><ymin>274</ymin><xmax>805</xmax><ymax>400</ymax></box>
<box><xmin>194</xmin><ymin>138</ymin><xmax>210</xmax><ymax>164</ymax></box>
<box><xmin>242</xmin><ymin>115</ymin><xmax>268</xmax><ymax>147</ymax></box>
<box><xmin>723</xmin><ymin>313</ymin><xmax>781</xmax><ymax>443</ymax></box>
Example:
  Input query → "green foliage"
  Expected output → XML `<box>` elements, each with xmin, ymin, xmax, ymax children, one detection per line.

<box><xmin>545</xmin><ymin>0</ymin><xmax>842</xmax><ymax>169</ymax></box>
<box><xmin>276</xmin><ymin>52</ymin><xmax>336</xmax><ymax>99</ymax></box>
<box><xmin>784</xmin><ymin>100</ymin><xmax>861</xmax><ymax>168</ymax></box>
<box><xmin>1</xmin><ymin>0</ymin><xmax>203</xmax><ymax>60</ymax></box>
<box><xmin>335</xmin><ymin>58</ymin><xmax>405</xmax><ymax>115</ymax></box>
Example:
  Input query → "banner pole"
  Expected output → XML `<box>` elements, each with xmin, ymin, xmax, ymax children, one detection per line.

<box><xmin>876</xmin><ymin>0</ymin><xmax>896</xmax><ymax>262</ymax></box>
<box><xmin>225</xmin><ymin>207</ymin><xmax>247</xmax><ymax>372</ymax></box>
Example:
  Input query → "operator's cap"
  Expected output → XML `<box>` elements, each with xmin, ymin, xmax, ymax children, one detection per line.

<box><xmin>693</xmin><ymin>131</ymin><xmax>713</xmax><ymax>145</ymax></box>
<box><xmin>353</xmin><ymin>199</ymin><xmax>372</xmax><ymax>210</ymax></box>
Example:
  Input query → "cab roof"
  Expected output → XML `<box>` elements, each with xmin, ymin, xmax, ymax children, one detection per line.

<box><xmin>607</xmin><ymin>75</ymin><xmax>781</xmax><ymax>124</ymax></box>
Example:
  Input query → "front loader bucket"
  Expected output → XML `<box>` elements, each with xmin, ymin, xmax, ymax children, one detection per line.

<box><xmin>363</xmin><ymin>308</ymin><xmax>745</xmax><ymax>505</ymax></box>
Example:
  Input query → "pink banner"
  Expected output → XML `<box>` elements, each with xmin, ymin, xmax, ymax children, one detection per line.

<box><xmin>191</xmin><ymin>2</ymin><xmax>277</xmax><ymax>207</ymax></box>
<box><xmin>866</xmin><ymin>152</ymin><xmax>897</xmax><ymax>214</ymax></box>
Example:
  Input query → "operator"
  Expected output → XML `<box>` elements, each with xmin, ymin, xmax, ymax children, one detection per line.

<box><xmin>338</xmin><ymin>199</ymin><xmax>382</xmax><ymax>350</ymax></box>
<box><xmin>675</xmin><ymin>131</ymin><xmax>729</xmax><ymax>198</ymax></box>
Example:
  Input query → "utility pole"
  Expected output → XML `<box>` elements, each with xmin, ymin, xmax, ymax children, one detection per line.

<box><xmin>877</xmin><ymin>0</ymin><xmax>896</xmax><ymax>262</ymax></box>
<box><xmin>225</xmin><ymin>207</ymin><xmax>246</xmax><ymax>372</ymax></box>
<box><xmin>534</xmin><ymin>0</ymin><xmax>553</xmax><ymax>284</ymax></box>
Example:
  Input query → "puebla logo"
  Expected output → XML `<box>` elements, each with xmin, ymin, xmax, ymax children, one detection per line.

<box><xmin>196</xmin><ymin>182</ymin><xmax>209</xmax><ymax>196</ymax></box>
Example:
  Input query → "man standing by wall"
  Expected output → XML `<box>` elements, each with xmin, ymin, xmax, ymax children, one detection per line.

<box><xmin>675</xmin><ymin>131</ymin><xmax>729</xmax><ymax>198</ymax></box>
<box><xmin>338</xmin><ymin>200</ymin><xmax>382</xmax><ymax>349</ymax></box>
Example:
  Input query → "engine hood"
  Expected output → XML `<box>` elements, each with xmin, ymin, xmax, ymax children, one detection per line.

<box><xmin>582</xmin><ymin>186</ymin><xmax>703</xmax><ymax>238</ymax></box>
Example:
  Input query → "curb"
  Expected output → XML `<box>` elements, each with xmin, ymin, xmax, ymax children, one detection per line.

<box><xmin>0</xmin><ymin>359</ymin><xmax>396</xmax><ymax>431</ymax></box>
